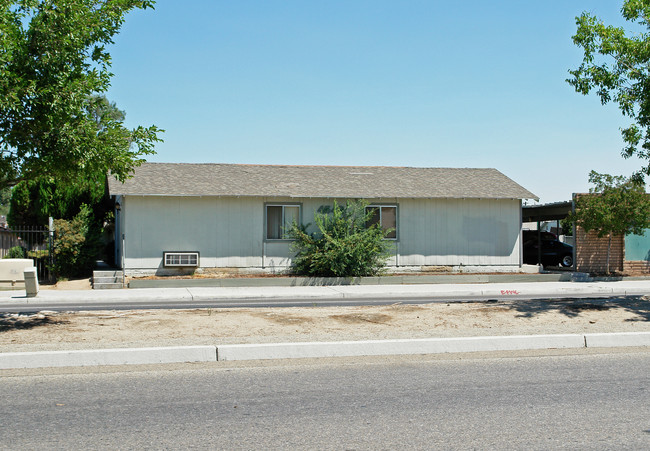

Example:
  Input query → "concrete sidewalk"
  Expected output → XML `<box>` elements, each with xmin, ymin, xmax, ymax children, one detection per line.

<box><xmin>1</xmin><ymin>279</ymin><xmax>649</xmax><ymax>369</ymax></box>
<box><xmin>1</xmin><ymin>279</ymin><xmax>650</xmax><ymax>306</ymax></box>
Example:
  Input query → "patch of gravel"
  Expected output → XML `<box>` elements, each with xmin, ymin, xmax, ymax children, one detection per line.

<box><xmin>1</xmin><ymin>298</ymin><xmax>650</xmax><ymax>353</ymax></box>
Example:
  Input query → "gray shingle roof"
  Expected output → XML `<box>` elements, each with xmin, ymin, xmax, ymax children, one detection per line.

<box><xmin>108</xmin><ymin>163</ymin><xmax>538</xmax><ymax>200</ymax></box>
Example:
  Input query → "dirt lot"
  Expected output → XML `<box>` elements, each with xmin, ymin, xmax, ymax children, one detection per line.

<box><xmin>1</xmin><ymin>296</ymin><xmax>650</xmax><ymax>353</ymax></box>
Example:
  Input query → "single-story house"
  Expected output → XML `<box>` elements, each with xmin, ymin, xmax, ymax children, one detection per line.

<box><xmin>108</xmin><ymin>163</ymin><xmax>538</xmax><ymax>276</ymax></box>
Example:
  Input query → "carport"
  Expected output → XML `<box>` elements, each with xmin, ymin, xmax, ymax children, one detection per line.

<box><xmin>522</xmin><ymin>201</ymin><xmax>573</xmax><ymax>268</ymax></box>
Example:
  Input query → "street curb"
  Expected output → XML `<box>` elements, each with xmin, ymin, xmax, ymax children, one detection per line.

<box><xmin>584</xmin><ymin>332</ymin><xmax>650</xmax><ymax>348</ymax></box>
<box><xmin>216</xmin><ymin>334</ymin><xmax>586</xmax><ymax>361</ymax></box>
<box><xmin>0</xmin><ymin>346</ymin><xmax>216</xmax><ymax>369</ymax></box>
<box><xmin>2</xmin><ymin>332</ymin><xmax>650</xmax><ymax>369</ymax></box>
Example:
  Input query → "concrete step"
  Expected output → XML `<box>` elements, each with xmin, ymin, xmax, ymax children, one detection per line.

<box><xmin>93</xmin><ymin>277</ymin><xmax>122</xmax><ymax>284</ymax></box>
<box><xmin>93</xmin><ymin>269</ymin><xmax>124</xmax><ymax>289</ymax></box>
<box><xmin>92</xmin><ymin>282</ymin><xmax>124</xmax><ymax>289</ymax></box>
<box><xmin>93</xmin><ymin>270</ymin><xmax>123</xmax><ymax>278</ymax></box>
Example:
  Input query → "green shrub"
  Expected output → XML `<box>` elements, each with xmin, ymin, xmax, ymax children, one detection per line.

<box><xmin>4</xmin><ymin>245</ymin><xmax>26</xmax><ymax>259</ymax></box>
<box><xmin>287</xmin><ymin>200</ymin><xmax>394</xmax><ymax>277</ymax></box>
<box><xmin>51</xmin><ymin>204</ymin><xmax>102</xmax><ymax>279</ymax></box>
<box><xmin>27</xmin><ymin>249</ymin><xmax>49</xmax><ymax>259</ymax></box>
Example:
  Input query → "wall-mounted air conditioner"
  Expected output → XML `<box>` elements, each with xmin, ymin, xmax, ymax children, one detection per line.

<box><xmin>163</xmin><ymin>252</ymin><xmax>200</xmax><ymax>267</ymax></box>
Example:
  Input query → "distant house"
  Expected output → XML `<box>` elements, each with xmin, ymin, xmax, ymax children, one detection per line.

<box><xmin>572</xmin><ymin>193</ymin><xmax>650</xmax><ymax>275</ymax></box>
<box><xmin>108</xmin><ymin>163</ymin><xmax>537</xmax><ymax>275</ymax></box>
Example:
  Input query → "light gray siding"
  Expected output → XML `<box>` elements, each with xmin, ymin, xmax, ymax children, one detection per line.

<box><xmin>397</xmin><ymin>198</ymin><xmax>521</xmax><ymax>266</ymax></box>
<box><xmin>119</xmin><ymin>196</ymin><xmax>522</xmax><ymax>271</ymax></box>
<box><xmin>122</xmin><ymin>196</ymin><xmax>263</xmax><ymax>270</ymax></box>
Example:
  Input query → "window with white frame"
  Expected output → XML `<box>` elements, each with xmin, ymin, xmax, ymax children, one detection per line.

<box><xmin>366</xmin><ymin>205</ymin><xmax>397</xmax><ymax>239</ymax></box>
<box><xmin>266</xmin><ymin>204</ymin><xmax>300</xmax><ymax>240</ymax></box>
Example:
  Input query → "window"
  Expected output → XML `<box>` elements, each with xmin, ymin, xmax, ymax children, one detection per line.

<box><xmin>266</xmin><ymin>204</ymin><xmax>300</xmax><ymax>239</ymax></box>
<box><xmin>366</xmin><ymin>205</ymin><xmax>397</xmax><ymax>239</ymax></box>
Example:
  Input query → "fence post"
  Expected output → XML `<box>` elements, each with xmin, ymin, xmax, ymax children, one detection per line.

<box><xmin>48</xmin><ymin>217</ymin><xmax>54</xmax><ymax>283</ymax></box>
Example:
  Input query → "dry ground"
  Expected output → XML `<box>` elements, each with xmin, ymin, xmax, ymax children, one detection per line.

<box><xmin>40</xmin><ymin>278</ymin><xmax>92</xmax><ymax>290</ymax></box>
<box><xmin>1</xmin><ymin>296</ymin><xmax>650</xmax><ymax>353</ymax></box>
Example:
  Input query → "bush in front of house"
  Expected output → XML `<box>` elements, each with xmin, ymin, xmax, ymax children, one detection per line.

<box><xmin>4</xmin><ymin>245</ymin><xmax>26</xmax><ymax>259</ymax></box>
<box><xmin>51</xmin><ymin>204</ymin><xmax>103</xmax><ymax>279</ymax></box>
<box><xmin>287</xmin><ymin>200</ymin><xmax>394</xmax><ymax>277</ymax></box>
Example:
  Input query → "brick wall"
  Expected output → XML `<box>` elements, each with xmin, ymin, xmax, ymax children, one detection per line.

<box><xmin>575</xmin><ymin>227</ymin><xmax>624</xmax><ymax>273</ymax></box>
<box><xmin>623</xmin><ymin>260</ymin><xmax>650</xmax><ymax>275</ymax></box>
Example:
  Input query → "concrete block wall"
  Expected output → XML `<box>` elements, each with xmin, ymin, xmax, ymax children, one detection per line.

<box><xmin>623</xmin><ymin>260</ymin><xmax>650</xmax><ymax>275</ymax></box>
<box><xmin>575</xmin><ymin>228</ymin><xmax>624</xmax><ymax>273</ymax></box>
<box><xmin>576</xmin><ymin>228</ymin><xmax>650</xmax><ymax>275</ymax></box>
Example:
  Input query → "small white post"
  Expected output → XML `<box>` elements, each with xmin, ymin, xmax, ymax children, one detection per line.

<box><xmin>24</xmin><ymin>267</ymin><xmax>39</xmax><ymax>297</ymax></box>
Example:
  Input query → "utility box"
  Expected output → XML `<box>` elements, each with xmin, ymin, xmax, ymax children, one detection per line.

<box><xmin>0</xmin><ymin>259</ymin><xmax>36</xmax><ymax>289</ymax></box>
<box><xmin>24</xmin><ymin>267</ymin><xmax>39</xmax><ymax>297</ymax></box>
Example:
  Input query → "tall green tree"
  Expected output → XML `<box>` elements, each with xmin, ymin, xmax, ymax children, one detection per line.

<box><xmin>0</xmin><ymin>186</ymin><xmax>10</xmax><ymax>216</ymax></box>
<box><xmin>568</xmin><ymin>171</ymin><xmax>650</xmax><ymax>273</ymax></box>
<box><xmin>568</xmin><ymin>0</ymin><xmax>650</xmax><ymax>180</ymax></box>
<box><xmin>7</xmin><ymin>94</ymin><xmax>128</xmax><ymax>227</ymax></box>
<box><xmin>7</xmin><ymin>171</ymin><xmax>109</xmax><ymax>226</ymax></box>
<box><xmin>0</xmin><ymin>0</ymin><xmax>162</xmax><ymax>189</ymax></box>
<box><xmin>7</xmin><ymin>94</ymin><xmax>131</xmax><ymax>276</ymax></box>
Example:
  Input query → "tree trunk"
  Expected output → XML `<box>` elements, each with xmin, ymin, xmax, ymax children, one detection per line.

<box><xmin>606</xmin><ymin>232</ymin><xmax>611</xmax><ymax>275</ymax></box>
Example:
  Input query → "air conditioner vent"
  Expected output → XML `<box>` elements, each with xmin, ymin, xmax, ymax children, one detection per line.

<box><xmin>163</xmin><ymin>252</ymin><xmax>199</xmax><ymax>267</ymax></box>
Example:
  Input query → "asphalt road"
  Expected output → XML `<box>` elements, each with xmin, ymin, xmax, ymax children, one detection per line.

<box><xmin>2</xmin><ymin>350</ymin><xmax>649</xmax><ymax>449</ymax></box>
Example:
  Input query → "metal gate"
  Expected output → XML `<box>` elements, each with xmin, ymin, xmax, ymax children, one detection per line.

<box><xmin>0</xmin><ymin>223</ymin><xmax>53</xmax><ymax>283</ymax></box>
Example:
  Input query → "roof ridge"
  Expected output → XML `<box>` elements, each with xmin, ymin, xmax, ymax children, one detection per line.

<box><xmin>140</xmin><ymin>162</ymin><xmax>497</xmax><ymax>171</ymax></box>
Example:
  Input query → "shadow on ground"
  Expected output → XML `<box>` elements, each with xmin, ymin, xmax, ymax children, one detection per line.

<box><xmin>0</xmin><ymin>312</ymin><xmax>66</xmax><ymax>332</ymax></box>
<box><xmin>505</xmin><ymin>296</ymin><xmax>650</xmax><ymax>321</ymax></box>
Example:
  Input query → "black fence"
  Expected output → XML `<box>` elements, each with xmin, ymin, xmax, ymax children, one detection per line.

<box><xmin>0</xmin><ymin>225</ymin><xmax>53</xmax><ymax>283</ymax></box>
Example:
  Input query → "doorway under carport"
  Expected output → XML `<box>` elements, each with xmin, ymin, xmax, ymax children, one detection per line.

<box><xmin>522</xmin><ymin>201</ymin><xmax>573</xmax><ymax>269</ymax></box>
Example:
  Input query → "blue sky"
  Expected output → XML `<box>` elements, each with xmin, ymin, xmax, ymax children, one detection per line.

<box><xmin>106</xmin><ymin>0</ymin><xmax>639</xmax><ymax>204</ymax></box>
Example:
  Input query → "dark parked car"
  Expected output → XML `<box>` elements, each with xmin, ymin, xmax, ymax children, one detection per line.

<box><xmin>523</xmin><ymin>230</ymin><xmax>574</xmax><ymax>267</ymax></box>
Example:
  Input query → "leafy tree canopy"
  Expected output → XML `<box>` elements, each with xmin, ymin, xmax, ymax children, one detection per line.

<box><xmin>7</xmin><ymin>170</ymin><xmax>108</xmax><ymax>226</ymax></box>
<box><xmin>568</xmin><ymin>170</ymin><xmax>650</xmax><ymax>272</ymax></box>
<box><xmin>0</xmin><ymin>0</ymin><xmax>162</xmax><ymax>189</ymax></box>
<box><xmin>568</xmin><ymin>0</ymin><xmax>650</xmax><ymax>180</ymax></box>
<box><xmin>570</xmin><ymin>171</ymin><xmax>650</xmax><ymax>238</ymax></box>
<box><xmin>0</xmin><ymin>186</ymin><xmax>10</xmax><ymax>216</ymax></box>
<box><xmin>7</xmin><ymin>94</ymin><xmax>124</xmax><ymax>227</ymax></box>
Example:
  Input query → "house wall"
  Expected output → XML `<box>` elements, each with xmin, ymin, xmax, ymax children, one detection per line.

<box><xmin>396</xmin><ymin>198</ymin><xmax>521</xmax><ymax>266</ymax></box>
<box><xmin>574</xmin><ymin>227</ymin><xmax>650</xmax><ymax>275</ymax></box>
<box><xmin>624</xmin><ymin>231</ymin><xmax>650</xmax><ymax>261</ymax></box>
<box><xmin>623</xmin><ymin>230</ymin><xmax>650</xmax><ymax>274</ymax></box>
<box><xmin>120</xmin><ymin>196</ymin><xmax>263</xmax><ymax>271</ymax></box>
<box><xmin>118</xmin><ymin>196</ymin><xmax>522</xmax><ymax>273</ymax></box>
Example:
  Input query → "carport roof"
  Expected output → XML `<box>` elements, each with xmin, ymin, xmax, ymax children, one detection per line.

<box><xmin>109</xmin><ymin>163</ymin><xmax>538</xmax><ymax>200</ymax></box>
<box><xmin>522</xmin><ymin>201</ymin><xmax>572</xmax><ymax>222</ymax></box>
